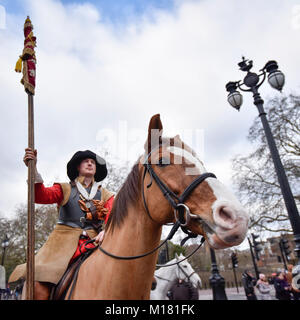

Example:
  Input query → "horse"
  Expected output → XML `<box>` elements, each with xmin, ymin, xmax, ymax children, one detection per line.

<box><xmin>67</xmin><ymin>113</ymin><xmax>249</xmax><ymax>299</ymax></box>
<box><xmin>150</xmin><ymin>253</ymin><xmax>201</xmax><ymax>300</ymax></box>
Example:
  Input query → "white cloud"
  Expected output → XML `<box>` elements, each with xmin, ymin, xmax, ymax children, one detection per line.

<box><xmin>0</xmin><ymin>0</ymin><xmax>299</xmax><ymax>220</ymax></box>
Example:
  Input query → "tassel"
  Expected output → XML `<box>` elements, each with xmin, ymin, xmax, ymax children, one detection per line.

<box><xmin>15</xmin><ymin>56</ymin><xmax>22</xmax><ymax>73</ymax></box>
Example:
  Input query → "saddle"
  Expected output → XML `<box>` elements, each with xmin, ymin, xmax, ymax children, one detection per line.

<box><xmin>50</xmin><ymin>239</ymin><xmax>96</xmax><ymax>300</ymax></box>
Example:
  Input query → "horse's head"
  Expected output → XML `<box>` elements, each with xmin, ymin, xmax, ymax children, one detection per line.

<box><xmin>140</xmin><ymin>114</ymin><xmax>249</xmax><ymax>249</ymax></box>
<box><xmin>175</xmin><ymin>253</ymin><xmax>202</xmax><ymax>289</ymax></box>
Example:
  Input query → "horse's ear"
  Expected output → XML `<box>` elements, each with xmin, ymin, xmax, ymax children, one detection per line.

<box><xmin>173</xmin><ymin>134</ymin><xmax>184</xmax><ymax>149</ymax></box>
<box><xmin>144</xmin><ymin>114</ymin><xmax>163</xmax><ymax>155</ymax></box>
<box><xmin>175</xmin><ymin>253</ymin><xmax>179</xmax><ymax>260</ymax></box>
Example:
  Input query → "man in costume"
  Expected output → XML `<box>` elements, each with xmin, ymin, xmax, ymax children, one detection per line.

<box><xmin>9</xmin><ymin>148</ymin><xmax>114</xmax><ymax>299</ymax></box>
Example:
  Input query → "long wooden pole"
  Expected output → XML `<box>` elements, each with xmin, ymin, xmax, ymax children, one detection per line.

<box><xmin>26</xmin><ymin>93</ymin><xmax>35</xmax><ymax>299</ymax></box>
<box><xmin>15</xmin><ymin>16</ymin><xmax>37</xmax><ymax>300</ymax></box>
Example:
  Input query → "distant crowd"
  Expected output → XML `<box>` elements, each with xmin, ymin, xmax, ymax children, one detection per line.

<box><xmin>242</xmin><ymin>264</ymin><xmax>300</xmax><ymax>300</ymax></box>
<box><xmin>0</xmin><ymin>284</ymin><xmax>22</xmax><ymax>300</ymax></box>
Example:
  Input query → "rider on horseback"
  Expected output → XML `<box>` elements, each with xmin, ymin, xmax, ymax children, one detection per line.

<box><xmin>8</xmin><ymin>148</ymin><xmax>114</xmax><ymax>299</ymax></box>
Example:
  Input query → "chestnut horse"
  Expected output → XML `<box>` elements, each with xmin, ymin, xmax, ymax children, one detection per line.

<box><xmin>67</xmin><ymin>114</ymin><xmax>249</xmax><ymax>299</ymax></box>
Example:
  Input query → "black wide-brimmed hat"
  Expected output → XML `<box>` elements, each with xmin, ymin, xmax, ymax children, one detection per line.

<box><xmin>67</xmin><ymin>150</ymin><xmax>107</xmax><ymax>182</ymax></box>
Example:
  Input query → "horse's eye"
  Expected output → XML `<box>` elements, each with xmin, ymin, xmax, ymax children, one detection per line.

<box><xmin>183</xmin><ymin>265</ymin><xmax>188</xmax><ymax>268</ymax></box>
<box><xmin>157</xmin><ymin>157</ymin><xmax>169</xmax><ymax>167</ymax></box>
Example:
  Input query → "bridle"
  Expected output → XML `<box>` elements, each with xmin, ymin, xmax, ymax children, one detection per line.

<box><xmin>154</xmin><ymin>260</ymin><xmax>197</xmax><ymax>283</ymax></box>
<box><xmin>141</xmin><ymin>146</ymin><xmax>216</xmax><ymax>244</ymax></box>
<box><xmin>142</xmin><ymin>155</ymin><xmax>216</xmax><ymax>226</ymax></box>
<box><xmin>176</xmin><ymin>263</ymin><xmax>196</xmax><ymax>282</ymax></box>
<box><xmin>98</xmin><ymin>145</ymin><xmax>217</xmax><ymax>261</ymax></box>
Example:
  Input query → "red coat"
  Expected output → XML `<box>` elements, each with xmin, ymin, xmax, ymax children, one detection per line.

<box><xmin>9</xmin><ymin>182</ymin><xmax>114</xmax><ymax>284</ymax></box>
<box><xmin>34</xmin><ymin>183</ymin><xmax>114</xmax><ymax>224</ymax></box>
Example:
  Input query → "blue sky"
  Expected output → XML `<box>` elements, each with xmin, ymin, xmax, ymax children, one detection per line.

<box><xmin>1</xmin><ymin>0</ymin><xmax>176</xmax><ymax>24</ymax></box>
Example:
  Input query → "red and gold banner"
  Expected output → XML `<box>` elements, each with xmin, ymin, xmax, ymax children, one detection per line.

<box><xmin>15</xmin><ymin>16</ymin><xmax>37</xmax><ymax>95</ymax></box>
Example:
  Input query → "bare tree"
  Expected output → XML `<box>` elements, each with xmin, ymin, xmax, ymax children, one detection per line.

<box><xmin>232</xmin><ymin>93</ymin><xmax>300</xmax><ymax>233</ymax></box>
<box><xmin>102</xmin><ymin>160</ymin><xmax>131</xmax><ymax>193</ymax></box>
<box><xmin>0</xmin><ymin>204</ymin><xmax>58</xmax><ymax>279</ymax></box>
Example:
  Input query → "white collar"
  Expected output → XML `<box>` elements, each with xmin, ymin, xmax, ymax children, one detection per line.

<box><xmin>75</xmin><ymin>178</ymin><xmax>101</xmax><ymax>200</ymax></box>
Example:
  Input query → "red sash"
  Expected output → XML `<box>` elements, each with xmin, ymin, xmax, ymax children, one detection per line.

<box><xmin>69</xmin><ymin>235</ymin><xmax>96</xmax><ymax>265</ymax></box>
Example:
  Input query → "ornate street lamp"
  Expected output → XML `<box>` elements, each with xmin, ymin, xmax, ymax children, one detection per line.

<box><xmin>264</xmin><ymin>60</ymin><xmax>285</xmax><ymax>91</ymax></box>
<box><xmin>1</xmin><ymin>235</ymin><xmax>9</xmax><ymax>266</ymax></box>
<box><xmin>226</xmin><ymin>81</ymin><xmax>243</xmax><ymax>111</ymax></box>
<box><xmin>226</xmin><ymin>57</ymin><xmax>300</xmax><ymax>284</ymax></box>
<box><xmin>209</xmin><ymin>248</ymin><xmax>228</xmax><ymax>300</ymax></box>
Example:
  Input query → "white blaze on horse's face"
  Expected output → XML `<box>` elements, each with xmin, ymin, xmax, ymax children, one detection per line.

<box><xmin>167</xmin><ymin>146</ymin><xmax>249</xmax><ymax>249</ymax></box>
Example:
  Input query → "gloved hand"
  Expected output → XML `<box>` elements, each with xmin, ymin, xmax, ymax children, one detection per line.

<box><xmin>94</xmin><ymin>230</ymin><xmax>105</xmax><ymax>244</ymax></box>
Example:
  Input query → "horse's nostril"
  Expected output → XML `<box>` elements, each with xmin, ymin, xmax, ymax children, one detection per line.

<box><xmin>219</xmin><ymin>207</ymin><xmax>233</xmax><ymax>222</ymax></box>
<box><xmin>213</xmin><ymin>206</ymin><xmax>237</xmax><ymax>230</ymax></box>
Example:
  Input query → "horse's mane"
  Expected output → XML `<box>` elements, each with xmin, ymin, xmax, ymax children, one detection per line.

<box><xmin>105</xmin><ymin>161</ymin><xmax>141</xmax><ymax>233</ymax></box>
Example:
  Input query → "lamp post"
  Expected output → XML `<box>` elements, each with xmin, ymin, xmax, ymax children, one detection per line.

<box><xmin>209</xmin><ymin>248</ymin><xmax>228</xmax><ymax>300</ymax></box>
<box><xmin>165</xmin><ymin>241</ymin><xmax>169</xmax><ymax>262</ymax></box>
<box><xmin>251</xmin><ymin>233</ymin><xmax>263</xmax><ymax>261</ymax></box>
<box><xmin>158</xmin><ymin>242</ymin><xmax>170</xmax><ymax>264</ymax></box>
<box><xmin>1</xmin><ymin>235</ymin><xmax>9</xmax><ymax>266</ymax></box>
<box><xmin>280</xmin><ymin>236</ymin><xmax>292</xmax><ymax>264</ymax></box>
<box><xmin>279</xmin><ymin>239</ymin><xmax>288</xmax><ymax>270</ymax></box>
<box><xmin>226</xmin><ymin>57</ymin><xmax>300</xmax><ymax>280</ymax></box>
<box><xmin>231</xmin><ymin>252</ymin><xmax>239</xmax><ymax>293</ymax></box>
<box><xmin>247</xmin><ymin>237</ymin><xmax>260</xmax><ymax>280</ymax></box>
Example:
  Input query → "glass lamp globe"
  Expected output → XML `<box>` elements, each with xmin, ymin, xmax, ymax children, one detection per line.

<box><xmin>268</xmin><ymin>70</ymin><xmax>285</xmax><ymax>91</ymax></box>
<box><xmin>227</xmin><ymin>91</ymin><xmax>243</xmax><ymax>111</ymax></box>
